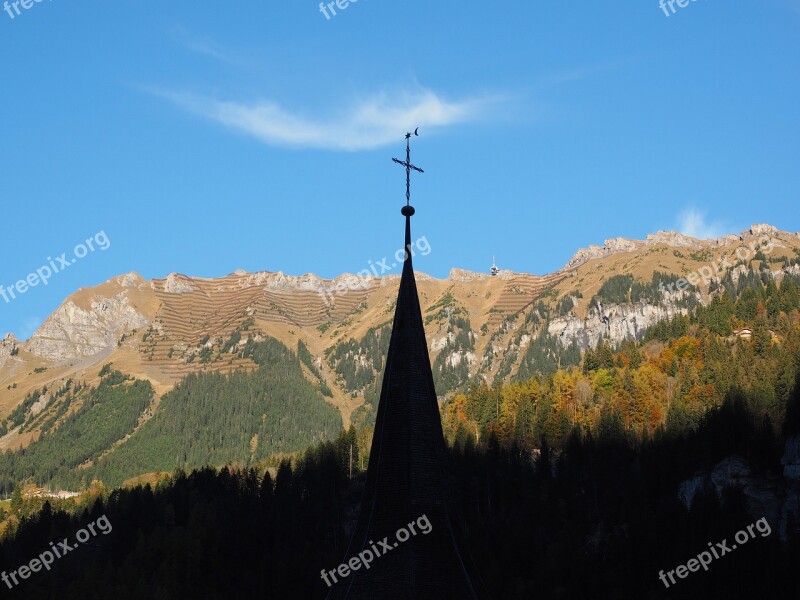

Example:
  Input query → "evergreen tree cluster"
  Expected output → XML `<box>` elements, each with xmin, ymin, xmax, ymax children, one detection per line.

<box><xmin>326</xmin><ymin>326</ymin><xmax>391</xmax><ymax>393</ymax></box>
<box><xmin>592</xmin><ymin>272</ymin><xmax>698</xmax><ymax>308</ymax></box>
<box><xmin>0</xmin><ymin>372</ymin><xmax>152</xmax><ymax>494</ymax></box>
<box><xmin>0</xmin><ymin>339</ymin><xmax>342</xmax><ymax>491</ymax></box>
<box><xmin>444</xmin><ymin>277</ymin><xmax>800</xmax><ymax>449</ymax></box>
<box><xmin>431</xmin><ymin>311</ymin><xmax>475</xmax><ymax>393</ymax></box>
<box><xmin>2</xmin><ymin>387</ymin><xmax>799</xmax><ymax>598</ymax></box>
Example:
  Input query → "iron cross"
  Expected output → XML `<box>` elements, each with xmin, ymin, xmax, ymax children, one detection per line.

<box><xmin>392</xmin><ymin>128</ymin><xmax>424</xmax><ymax>206</ymax></box>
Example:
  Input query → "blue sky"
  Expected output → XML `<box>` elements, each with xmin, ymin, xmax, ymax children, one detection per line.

<box><xmin>1</xmin><ymin>0</ymin><xmax>799</xmax><ymax>340</ymax></box>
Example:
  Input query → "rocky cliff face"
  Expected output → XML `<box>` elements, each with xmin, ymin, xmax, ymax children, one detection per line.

<box><xmin>548</xmin><ymin>295</ymin><xmax>693</xmax><ymax>350</ymax></box>
<box><xmin>677</xmin><ymin>437</ymin><xmax>800</xmax><ymax>541</ymax></box>
<box><xmin>548</xmin><ymin>224</ymin><xmax>800</xmax><ymax>350</ymax></box>
<box><xmin>0</xmin><ymin>334</ymin><xmax>19</xmax><ymax>369</ymax></box>
<box><xmin>563</xmin><ymin>223</ymin><xmax>787</xmax><ymax>271</ymax></box>
<box><xmin>25</xmin><ymin>295</ymin><xmax>151</xmax><ymax>363</ymax></box>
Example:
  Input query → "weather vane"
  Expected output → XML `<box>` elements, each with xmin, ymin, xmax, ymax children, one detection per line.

<box><xmin>392</xmin><ymin>128</ymin><xmax>424</xmax><ymax>209</ymax></box>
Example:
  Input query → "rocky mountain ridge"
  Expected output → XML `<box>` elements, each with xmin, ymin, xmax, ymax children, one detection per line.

<box><xmin>2</xmin><ymin>223</ymin><xmax>800</xmax><ymax>434</ymax></box>
<box><xmin>563</xmin><ymin>223</ymin><xmax>798</xmax><ymax>269</ymax></box>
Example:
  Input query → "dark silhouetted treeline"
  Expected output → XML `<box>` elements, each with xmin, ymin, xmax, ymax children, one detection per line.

<box><xmin>2</xmin><ymin>377</ymin><xmax>799</xmax><ymax>599</ymax></box>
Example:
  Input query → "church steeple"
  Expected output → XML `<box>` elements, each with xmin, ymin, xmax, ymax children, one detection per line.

<box><xmin>325</xmin><ymin>132</ymin><xmax>488</xmax><ymax>599</ymax></box>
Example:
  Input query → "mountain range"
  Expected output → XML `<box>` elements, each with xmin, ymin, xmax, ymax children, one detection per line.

<box><xmin>1</xmin><ymin>222</ymin><xmax>799</xmax><ymax>486</ymax></box>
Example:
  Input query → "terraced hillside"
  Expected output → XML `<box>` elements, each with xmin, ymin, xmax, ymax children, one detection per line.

<box><xmin>2</xmin><ymin>223</ymin><xmax>800</xmax><ymax>452</ymax></box>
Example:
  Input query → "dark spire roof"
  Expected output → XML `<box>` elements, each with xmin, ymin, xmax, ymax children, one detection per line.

<box><xmin>326</xmin><ymin>203</ymin><xmax>488</xmax><ymax>599</ymax></box>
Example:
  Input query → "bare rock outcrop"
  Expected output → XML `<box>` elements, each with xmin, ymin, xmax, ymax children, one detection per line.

<box><xmin>25</xmin><ymin>295</ymin><xmax>150</xmax><ymax>362</ymax></box>
<box><xmin>0</xmin><ymin>333</ymin><xmax>19</xmax><ymax>369</ymax></box>
<box><xmin>563</xmin><ymin>223</ymin><xmax>788</xmax><ymax>271</ymax></box>
<box><xmin>448</xmin><ymin>269</ymin><xmax>489</xmax><ymax>283</ymax></box>
<box><xmin>783</xmin><ymin>435</ymin><xmax>800</xmax><ymax>480</ymax></box>
<box><xmin>563</xmin><ymin>239</ymin><xmax>637</xmax><ymax>270</ymax></box>
<box><xmin>645</xmin><ymin>231</ymin><xmax>701</xmax><ymax>248</ymax></box>
<box><xmin>161</xmin><ymin>273</ymin><xmax>196</xmax><ymax>294</ymax></box>
<box><xmin>748</xmin><ymin>224</ymin><xmax>779</xmax><ymax>237</ymax></box>
<box><xmin>548</xmin><ymin>297</ymin><xmax>692</xmax><ymax>350</ymax></box>
<box><xmin>678</xmin><ymin>453</ymin><xmax>799</xmax><ymax>541</ymax></box>
<box><xmin>117</xmin><ymin>272</ymin><xmax>148</xmax><ymax>288</ymax></box>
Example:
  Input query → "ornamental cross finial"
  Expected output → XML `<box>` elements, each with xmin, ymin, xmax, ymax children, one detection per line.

<box><xmin>392</xmin><ymin>128</ymin><xmax>424</xmax><ymax>207</ymax></box>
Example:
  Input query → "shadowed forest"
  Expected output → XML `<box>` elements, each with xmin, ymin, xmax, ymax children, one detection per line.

<box><xmin>0</xmin><ymin>384</ymin><xmax>799</xmax><ymax>599</ymax></box>
<box><xmin>2</xmin><ymin>278</ymin><xmax>800</xmax><ymax>598</ymax></box>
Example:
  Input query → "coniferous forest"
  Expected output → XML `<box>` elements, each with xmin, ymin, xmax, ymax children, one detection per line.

<box><xmin>1</xmin><ymin>277</ymin><xmax>800</xmax><ymax>598</ymax></box>
<box><xmin>1</xmin><ymin>386</ymin><xmax>799</xmax><ymax>599</ymax></box>
<box><xmin>0</xmin><ymin>337</ymin><xmax>343</xmax><ymax>492</ymax></box>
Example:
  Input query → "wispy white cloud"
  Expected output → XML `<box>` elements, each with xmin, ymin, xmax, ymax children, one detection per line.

<box><xmin>172</xmin><ymin>26</ymin><xmax>247</xmax><ymax>65</ymax></box>
<box><xmin>677</xmin><ymin>208</ymin><xmax>728</xmax><ymax>240</ymax></box>
<box><xmin>149</xmin><ymin>87</ymin><xmax>498</xmax><ymax>151</ymax></box>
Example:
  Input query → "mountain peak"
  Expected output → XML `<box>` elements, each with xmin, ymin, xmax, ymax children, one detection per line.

<box><xmin>0</xmin><ymin>333</ymin><xmax>19</xmax><ymax>368</ymax></box>
<box><xmin>564</xmin><ymin>223</ymin><xmax>793</xmax><ymax>271</ymax></box>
